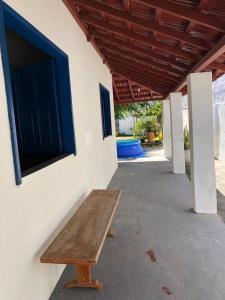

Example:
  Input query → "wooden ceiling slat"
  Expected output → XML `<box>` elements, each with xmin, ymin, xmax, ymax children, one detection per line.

<box><xmin>128</xmin><ymin>80</ymin><xmax>135</xmax><ymax>101</ymax></box>
<box><xmin>99</xmin><ymin>42</ymin><xmax>185</xmax><ymax>77</ymax></box>
<box><xmin>113</xmin><ymin>65</ymin><xmax>172</xmax><ymax>92</ymax></box>
<box><xmin>113</xmin><ymin>79</ymin><xmax>120</xmax><ymax>102</ymax></box>
<box><xmin>107</xmin><ymin>55</ymin><xmax>180</xmax><ymax>85</ymax></box>
<box><xmin>64</xmin><ymin>0</ymin><xmax>225</xmax><ymax>104</ymax></box>
<box><xmin>80</xmin><ymin>13</ymin><xmax>198</xmax><ymax>61</ymax></box>
<box><xmin>113</xmin><ymin>73</ymin><xmax>162</xmax><ymax>97</ymax></box>
<box><xmin>175</xmin><ymin>35</ymin><xmax>225</xmax><ymax>94</ymax></box>
<box><xmin>113</xmin><ymin>68</ymin><xmax>169</xmax><ymax>91</ymax></box>
<box><xmin>94</xmin><ymin>31</ymin><xmax>189</xmax><ymax>70</ymax></box>
<box><xmin>135</xmin><ymin>0</ymin><xmax>225</xmax><ymax>32</ymax></box>
<box><xmin>75</xmin><ymin>0</ymin><xmax>212</xmax><ymax>50</ymax></box>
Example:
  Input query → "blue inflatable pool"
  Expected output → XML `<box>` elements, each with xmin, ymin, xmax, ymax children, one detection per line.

<box><xmin>116</xmin><ymin>139</ymin><xmax>144</xmax><ymax>158</ymax></box>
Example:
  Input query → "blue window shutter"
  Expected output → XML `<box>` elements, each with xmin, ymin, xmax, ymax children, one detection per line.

<box><xmin>99</xmin><ymin>84</ymin><xmax>112</xmax><ymax>139</ymax></box>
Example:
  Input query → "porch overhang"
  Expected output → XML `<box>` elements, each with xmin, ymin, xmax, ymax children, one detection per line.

<box><xmin>63</xmin><ymin>0</ymin><xmax>225</xmax><ymax>104</ymax></box>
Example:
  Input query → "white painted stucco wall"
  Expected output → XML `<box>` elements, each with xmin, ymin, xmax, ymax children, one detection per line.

<box><xmin>182</xmin><ymin>76</ymin><xmax>225</xmax><ymax>163</ymax></box>
<box><xmin>118</xmin><ymin>116</ymin><xmax>135</xmax><ymax>135</ymax></box>
<box><xmin>0</xmin><ymin>1</ymin><xmax>117</xmax><ymax>300</ymax></box>
<box><xmin>213</xmin><ymin>74</ymin><xmax>225</xmax><ymax>162</ymax></box>
<box><xmin>182</xmin><ymin>95</ymin><xmax>189</xmax><ymax>130</ymax></box>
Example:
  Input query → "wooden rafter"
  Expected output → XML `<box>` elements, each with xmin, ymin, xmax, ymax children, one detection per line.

<box><xmin>99</xmin><ymin>42</ymin><xmax>185</xmax><ymax>77</ymax></box>
<box><xmin>64</xmin><ymin>0</ymin><xmax>225</xmax><ymax>104</ymax></box>
<box><xmin>175</xmin><ymin>35</ymin><xmax>225</xmax><ymax>93</ymax></box>
<box><xmin>128</xmin><ymin>80</ymin><xmax>135</xmax><ymax>101</ymax></box>
<box><xmin>114</xmin><ymin>70</ymin><xmax>168</xmax><ymax>97</ymax></box>
<box><xmin>80</xmin><ymin>13</ymin><xmax>198</xmax><ymax>61</ymax></box>
<box><xmin>107</xmin><ymin>55</ymin><xmax>180</xmax><ymax>85</ymax></box>
<box><xmin>94</xmin><ymin>32</ymin><xmax>189</xmax><ymax>70</ymax></box>
<box><xmin>135</xmin><ymin>0</ymin><xmax>225</xmax><ymax>32</ymax></box>
<box><xmin>113</xmin><ymin>67</ymin><xmax>171</xmax><ymax>94</ymax></box>
<box><xmin>75</xmin><ymin>0</ymin><xmax>212</xmax><ymax>50</ymax></box>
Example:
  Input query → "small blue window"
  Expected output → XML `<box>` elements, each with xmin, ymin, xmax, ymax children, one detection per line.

<box><xmin>99</xmin><ymin>84</ymin><xmax>112</xmax><ymax>139</ymax></box>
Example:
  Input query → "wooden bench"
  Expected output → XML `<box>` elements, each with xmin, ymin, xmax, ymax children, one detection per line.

<box><xmin>40</xmin><ymin>189</ymin><xmax>121</xmax><ymax>290</ymax></box>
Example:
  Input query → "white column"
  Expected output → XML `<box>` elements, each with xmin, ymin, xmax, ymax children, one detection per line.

<box><xmin>170</xmin><ymin>92</ymin><xmax>185</xmax><ymax>174</ymax></box>
<box><xmin>187</xmin><ymin>72</ymin><xmax>217</xmax><ymax>214</ymax></box>
<box><xmin>163</xmin><ymin>100</ymin><xmax>172</xmax><ymax>158</ymax></box>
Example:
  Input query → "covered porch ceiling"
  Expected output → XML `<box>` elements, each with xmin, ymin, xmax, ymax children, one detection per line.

<box><xmin>63</xmin><ymin>0</ymin><xmax>225</xmax><ymax>104</ymax></box>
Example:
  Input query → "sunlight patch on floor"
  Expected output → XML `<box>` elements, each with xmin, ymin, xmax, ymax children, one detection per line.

<box><xmin>118</xmin><ymin>146</ymin><xmax>168</xmax><ymax>163</ymax></box>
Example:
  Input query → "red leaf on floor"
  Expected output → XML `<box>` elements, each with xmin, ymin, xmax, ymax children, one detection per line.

<box><xmin>161</xmin><ymin>286</ymin><xmax>172</xmax><ymax>295</ymax></box>
<box><xmin>146</xmin><ymin>249</ymin><xmax>156</xmax><ymax>262</ymax></box>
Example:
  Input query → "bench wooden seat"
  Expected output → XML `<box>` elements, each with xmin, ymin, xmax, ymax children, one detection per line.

<box><xmin>40</xmin><ymin>189</ymin><xmax>121</xmax><ymax>290</ymax></box>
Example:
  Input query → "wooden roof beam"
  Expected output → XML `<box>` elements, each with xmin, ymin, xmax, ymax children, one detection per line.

<box><xmin>111</xmin><ymin>64</ymin><xmax>173</xmax><ymax>92</ymax></box>
<box><xmin>117</xmin><ymin>98</ymin><xmax>160</xmax><ymax>105</ymax></box>
<box><xmin>113</xmin><ymin>80</ymin><xmax>120</xmax><ymax>102</ymax></box>
<box><xmin>106</xmin><ymin>55</ymin><xmax>180</xmax><ymax>85</ymax></box>
<box><xmin>94</xmin><ymin>32</ymin><xmax>189</xmax><ymax>71</ymax></box>
<box><xmin>135</xmin><ymin>0</ymin><xmax>225</xmax><ymax>32</ymax></box>
<box><xmin>80</xmin><ymin>13</ymin><xmax>197</xmax><ymax>61</ymax></box>
<box><xmin>75</xmin><ymin>0</ymin><xmax>212</xmax><ymax>50</ymax></box>
<box><xmin>110</xmin><ymin>63</ymin><xmax>177</xmax><ymax>90</ymax></box>
<box><xmin>113</xmin><ymin>74</ymin><xmax>162</xmax><ymax>97</ymax></box>
<box><xmin>115</xmin><ymin>72</ymin><xmax>168</xmax><ymax>97</ymax></box>
<box><xmin>63</xmin><ymin>0</ymin><xmax>111</xmax><ymax>70</ymax></box>
<box><xmin>128</xmin><ymin>80</ymin><xmax>135</xmax><ymax>101</ymax></box>
<box><xmin>107</xmin><ymin>56</ymin><xmax>181</xmax><ymax>85</ymax></box>
<box><xmin>175</xmin><ymin>35</ymin><xmax>225</xmax><ymax>93</ymax></box>
<box><xmin>113</xmin><ymin>69</ymin><xmax>168</xmax><ymax>97</ymax></box>
<box><xmin>112</xmin><ymin>66</ymin><xmax>171</xmax><ymax>90</ymax></box>
<box><xmin>99</xmin><ymin>42</ymin><xmax>185</xmax><ymax>77</ymax></box>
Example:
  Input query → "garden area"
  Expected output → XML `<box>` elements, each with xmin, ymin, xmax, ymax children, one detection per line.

<box><xmin>114</xmin><ymin>101</ymin><xmax>163</xmax><ymax>146</ymax></box>
<box><xmin>114</xmin><ymin>101</ymin><xmax>191</xmax><ymax>161</ymax></box>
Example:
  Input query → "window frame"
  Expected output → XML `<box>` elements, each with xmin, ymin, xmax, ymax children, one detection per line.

<box><xmin>99</xmin><ymin>83</ymin><xmax>112</xmax><ymax>139</ymax></box>
<box><xmin>0</xmin><ymin>1</ymin><xmax>76</xmax><ymax>185</ymax></box>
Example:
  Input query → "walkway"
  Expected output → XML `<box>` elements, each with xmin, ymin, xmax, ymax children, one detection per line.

<box><xmin>51</xmin><ymin>151</ymin><xmax>225</xmax><ymax>300</ymax></box>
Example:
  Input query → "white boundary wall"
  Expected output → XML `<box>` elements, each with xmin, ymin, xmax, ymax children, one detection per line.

<box><xmin>182</xmin><ymin>75</ymin><xmax>225</xmax><ymax>164</ymax></box>
<box><xmin>118</xmin><ymin>116</ymin><xmax>135</xmax><ymax>135</ymax></box>
<box><xmin>0</xmin><ymin>1</ymin><xmax>117</xmax><ymax>300</ymax></box>
<box><xmin>213</xmin><ymin>74</ymin><xmax>225</xmax><ymax>162</ymax></box>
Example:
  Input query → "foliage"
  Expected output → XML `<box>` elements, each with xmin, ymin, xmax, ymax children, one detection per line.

<box><xmin>134</xmin><ymin>117</ymin><xmax>147</xmax><ymax>138</ymax></box>
<box><xmin>134</xmin><ymin>115</ymin><xmax>162</xmax><ymax>139</ymax></box>
<box><xmin>154</xmin><ymin>131</ymin><xmax>163</xmax><ymax>141</ymax></box>
<box><xmin>115</xmin><ymin>101</ymin><xmax>163</xmax><ymax>138</ymax></box>
<box><xmin>146</xmin><ymin>115</ymin><xmax>161</xmax><ymax>133</ymax></box>
<box><xmin>184</xmin><ymin>127</ymin><xmax>191</xmax><ymax>150</ymax></box>
<box><xmin>114</xmin><ymin>101</ymin><xmax>163</xmax><ymax>122</ymax></box>
<box><xmin>114</xmin><ymin>104</ymin><xmax>131</xmax><ymax>120</ymax></box>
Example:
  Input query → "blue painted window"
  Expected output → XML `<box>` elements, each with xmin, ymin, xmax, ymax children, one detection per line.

<box><xmin>99</xmin><ymin>84</ymin><xmax>112</xmax><ymax>139</ymax></box>
<box><xmin>0</xmin><ymin>2</ymin><xmax>76</xmax><ymax>184</ymax></box>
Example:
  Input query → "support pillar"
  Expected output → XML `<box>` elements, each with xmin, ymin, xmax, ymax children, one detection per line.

<box><xmin>187</xmin><ymin>72</ymin><xmax>217</xmax><ymax>214</ymax></box>
<box><xmin>170</xmin><ymin>92</ymin><xmax>185</xmax><ymax>174</ymax></box>
<box><xmin>163</xmin><ymin>100</ymin><xmax>172</xmax><ymax>159</ymax></box>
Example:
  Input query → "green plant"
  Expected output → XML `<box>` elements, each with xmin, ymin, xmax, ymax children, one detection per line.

<box><xmin>134</xmin><ymin>117</ymin><xmax>147</xmax><ymax>138</ymax></box>
<box><xmin>114</xmin><ymin>101</ymin><xmax>163</xmax><ymax>120</ymax></box>
<box><xmin>146</xmin><ymin>115</ymin><xmax>161</xmax><ymax>133</ymax></box>
<box><xmin>184</xmin><ymin>127</ymin><xmax>191</xmax><ymax>150</ymax></box>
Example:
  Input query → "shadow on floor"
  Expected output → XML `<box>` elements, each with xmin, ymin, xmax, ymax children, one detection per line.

<box><xmin>217</xmin><ymin>190</ymin><xmax>225</xmax><ymax>224</ymax></box>
<box><xmin>186</xmin><ymin>161</ymin><xmax>225</xmax><ymax>225</ymax></box>
<box><xmin>50</xmin><ymin>160</ymin><xmax>225</xmax><ymax>300</ymax></box>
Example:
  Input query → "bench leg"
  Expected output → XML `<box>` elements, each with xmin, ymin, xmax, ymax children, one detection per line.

<box><xmin>107</xmin><ymin>228</ymin><xmax>116</xmax><ymax>237</ymax></box>
<box><xmin>65</xmin><ymin>264</ymin><xmax>103</xmax><ymax>290</ymax></box>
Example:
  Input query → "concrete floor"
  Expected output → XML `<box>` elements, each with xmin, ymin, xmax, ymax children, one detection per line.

<box><xmin>216</xmin><ymin>160</ymin><xmax>225</xmax><ymax>225</ymax></box>
<box><xmin>50</xmin><ymin>153</ymin><xmax>225</xmax><ymax>300</ymax></box>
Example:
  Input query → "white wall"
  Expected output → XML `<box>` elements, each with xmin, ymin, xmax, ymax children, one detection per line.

<box><xmin>182</xmin><ymin>95</ymin><xmax>189</xmax><ymax>129</ymax></box>
<box><xmin>118</xmin><ymin>116</ymin><xmax>135</xmax><ymax>135</ymax></box>
<box><xmin>213</xmin><ymin>74</ymin><xmax>225</xmax><ymax>162</ymax></box>
<box><xmin>182</xmin><ymin>75</ymin><xmax>225</xmax><ymax>163</ymax></box>
<box><xmin>0</xmin><ymin>1</ymin><xmax>117</xmax><ymax>300</ymax></box>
